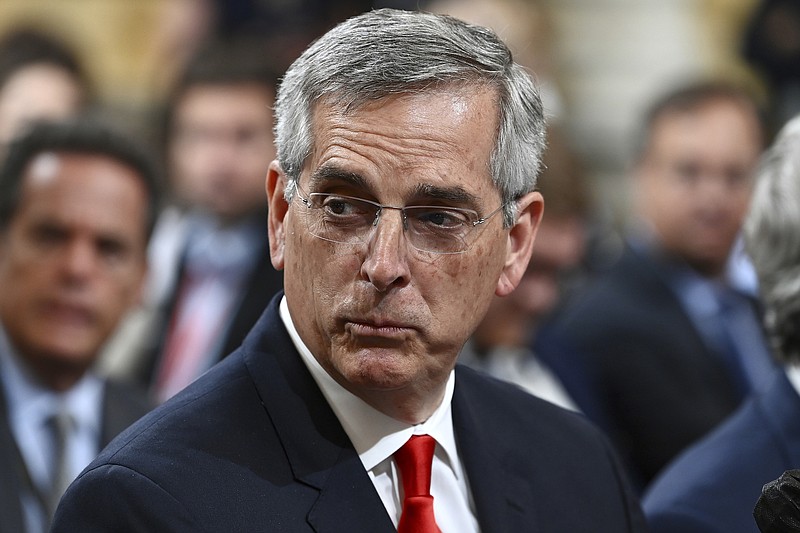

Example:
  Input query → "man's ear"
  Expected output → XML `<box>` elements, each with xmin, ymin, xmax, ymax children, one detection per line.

<box><xmin>266</xmin><ymin>160</ymin><xmax>290</xmax><ymax>271</ymax></box>
<box><xmin>496</xmin><ymin>190</ymin><xmax>544</xmax><ymax>296</ymax></box>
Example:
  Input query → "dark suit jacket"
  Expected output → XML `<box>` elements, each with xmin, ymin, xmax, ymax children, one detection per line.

<box><xmin>0</xmin><ymin>379</ymin><xmax>151</xmax><ymax>533</ymax></box>
<box><xmin>135</xmin><ymin>212</ymin><xmax>283</xmax><ymax>388</ymax></box>
<box><xmin>53</xmin><ymin>294</ymin><xmax>648</xmax><ymax>532</ymax></box>
<box><xmin>538</xmin><ymin>245</ymin><xmax>743</xmax><ymax>489</ymax></box>
<box><xmin>642</xmin><ymin>371</ymin><xmax>800</xmax><ymax>533</ymax></box>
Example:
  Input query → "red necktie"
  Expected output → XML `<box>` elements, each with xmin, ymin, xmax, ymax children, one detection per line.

<box><xmin>395</xmin><ymin>435</ymin><xmax>441</xmax><ymax>533</ymax></box>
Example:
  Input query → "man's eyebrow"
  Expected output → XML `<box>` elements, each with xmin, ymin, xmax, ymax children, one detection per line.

<box><xmin>308</xmin><ymin>165</ymin><xmax>368</xmax><ymax>189</ymax></box>
<box><xmin>308</xmin><ymin>166</ymin><xmax>482</xmax><ymax>207</ymax></box>
<box><xmin>412</xmin><ymin>183</ymin><xmax>480</xmax><ymax>207</ymax></box>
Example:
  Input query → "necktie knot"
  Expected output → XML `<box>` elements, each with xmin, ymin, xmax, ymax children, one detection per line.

<box><xmin>394</xmin><ymin>434</ymin><xmax>440</xmax><ymax>533</ymax></box>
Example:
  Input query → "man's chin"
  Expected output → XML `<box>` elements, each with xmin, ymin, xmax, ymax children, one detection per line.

<box><xmin>337</xmin><ymin>348</ymin><xmax>418</xmax><ymax>386</ymax></box>
<box><xmin>684</xmin><ymin>251</ymin><xmax>729</xmax><ymax>277</ymax></box>
<box><xmin>35</xmin><ymin>343</ymin><xmax>95</xmax><ymax>370</ymax></box>
<box><xmin>18</xmin><ymin>346</ymin><xmax>94</xmax><ymax>390</ymax></box>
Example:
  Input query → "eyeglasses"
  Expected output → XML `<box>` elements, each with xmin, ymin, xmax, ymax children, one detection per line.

<box><xmin>292</xmin><ymin>182</ymin><xmax>506</xmax><ymax>254</ymax></box>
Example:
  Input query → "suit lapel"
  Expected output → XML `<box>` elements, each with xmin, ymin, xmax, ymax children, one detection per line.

<box><xmin>452</xmin><ymin>370</ymin><xmax>540</xmax><ymax>533</ymax></box>
<box><xmin>241</xmin><ymin>297</ymin><xmax>395</xmax><ymax>533</ymax></box>
<box><xmin>0</xmin><ymin>386</ymin><xmax>29</xmax><ymax>533</ymax></box>
<box><xmin>760</xmin><ymin>371</ymin><xmax>800</xmax><ymax>467</ymax></box>
<box><xmin>220</xmin><ymin>238</ymin><xmax>283</xmax><ymax>358</ymax></box>
<box><xmin>305</xmin><ymin>450</ymin><xmax>396</xmax><ymax>533</ymax></box>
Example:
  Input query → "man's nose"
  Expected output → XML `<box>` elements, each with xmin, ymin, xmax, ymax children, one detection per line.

<box><xmin>360</xmin><ymin>208</ymin><xmax>411</xmax><ymax>292</ymax></box>
<box><xmin>60</xmin><ymin>239</ymin><xmax>97</xmax><ymax>281</ymax></box>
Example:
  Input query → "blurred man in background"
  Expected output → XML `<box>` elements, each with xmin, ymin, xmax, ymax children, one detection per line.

<box><xmin>645</xmin><ymin>114</ymin><xmax>800</xmax><ymax>533</ymax></box>
<box><xmin>543</xmin><ymin>81</ymin><xmax>776</xmax><ymax>490</ymax></box>
<box><xmin>117</xmin><ymin>38</ymin><xmax>283</xmax><ymax>403</ymax></box>
<box><xmin>0</xmin><ymin>120</ymin><xmax>157</xmax><ymax>533</ymax></box>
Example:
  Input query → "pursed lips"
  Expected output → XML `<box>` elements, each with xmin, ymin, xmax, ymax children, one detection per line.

<box><xmin>344</xmin><ymin>317</ymin><xmax>417</xmax><ymax>339</ymax></box>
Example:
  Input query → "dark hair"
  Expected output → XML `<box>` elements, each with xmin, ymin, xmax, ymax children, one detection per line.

<box><xmin>634</xmin><ymin>80</ymin><xmax>766</xmax><ymax>160</ymax></box>
<box><xmin>0</xmin><ymin>119</ymin><xmax>160</xmax><ymax>239</ymax></box>
<box><xmin>536</xmin><ymin>126</ymin><xmax>590</xmax><ymax>219</ymax></box>
<box><xmin>163</xmin><ymin>36</ymin><xmax>282</xmax><ymax>142</ymax></box>
<box><xmin>0</xmin><ymin>27</ymin><xmax>90</xmax><ymax>100</ymax></box>
<box><xmin>176</xmin><ymin>37</ymin><xmax>280</xmax><ymax>91</ymax></box>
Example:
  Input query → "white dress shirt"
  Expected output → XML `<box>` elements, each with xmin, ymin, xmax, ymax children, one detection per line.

<box><xmin>279</xmin><ymin>297</ymin><xmax>480</xmax><ymax>532</ymax></box>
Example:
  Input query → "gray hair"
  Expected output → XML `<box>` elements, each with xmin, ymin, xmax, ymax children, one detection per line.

<box><xmin>743</xmin><ymin>116</ymin><xmax>800</xmax><ymax>363</ymax></box>
<box><xmin>273</xmin><ymin>8</ymin><xmax>546</xmax><ymax>227</ymax></box>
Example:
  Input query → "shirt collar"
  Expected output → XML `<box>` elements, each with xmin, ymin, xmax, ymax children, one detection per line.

<box><xmin>0</xmin><ymin>325</ymin><xmax>103</xmax><ymax>435</ymax></box>
<box><xmin>785</xmin><ymin>364</ymin><xmax>800</xmax><ymax>399</ymax></box>
<box><xmin>627</xmin><ymin>232</ymin><xmax>728</xmax><ymax>318</ymax></box>
<box><xmin>183</xmin><ymin>211</ymin><xmax>262</xmax><ymax>278</ymax></box>
<box><xmin>278</xmin><ymin>296</ymin><xmax>461</xmax><ymax>473</ymax></box>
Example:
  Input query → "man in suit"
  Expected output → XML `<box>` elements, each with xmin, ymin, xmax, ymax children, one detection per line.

<box><xmin>0</xmin><ymin>120</ymin><xmax>157</xmax><ymax>533</ymax></box>
<box><xmin>51</xmin><ymin>10</ymin><xmax>647</xmax><ymax>532</ymax></box>
<box><xmin>539</xmin><ymin>81</ymin><xmax>777</xmax><ymax>490</ymax></box>
<box><xmin>643</xmin><ymin>115</ymin><xmax>800</xmax><ymax>533</ymax></box>
<box><xmin>118</xmin><ymin>37</ymin><xmax>284</xmax><ymax>402</ymax></box>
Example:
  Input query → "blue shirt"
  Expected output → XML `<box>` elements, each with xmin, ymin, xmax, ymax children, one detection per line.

<box><xmin>0</xmin><ymin>326</ymin><xmax>103</xmax><ymax>533</ymax></box>
<box><xmin>629</xmin><ymin>234</ymin><xmax>777</xmax><ymax>397</ymax></box>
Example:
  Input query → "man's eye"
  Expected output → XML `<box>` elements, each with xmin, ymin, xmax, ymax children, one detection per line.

<box><xmin>31</xmin><ymin>225</ymin><xmax>67</xmax><ymax>245</ymax></box>
<box><xmin>319</xmin><ymin>196</ymin><xmax>373</xmax><ymax>217</ymax></box>
<box><xmin>97</xmin><ymin>239</ymin><xmax>127</xmax><ymax>261</ymax></box>
<box><xmin>414</xmin><ymin>208</ymin><xmax>469</xmax><ymax>228</ymax></box>
<box><xmin>725</xmin><ymin>168</ymin><xmax>751</xmax><ymax>188</ymax></box>
<box><xmin>322</xmin><ymin>196</ymin><xmax>357</xmax><ymax>216</ymax></box>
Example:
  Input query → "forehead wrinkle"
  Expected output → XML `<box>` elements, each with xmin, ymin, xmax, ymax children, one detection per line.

<box><xmin>374</xmin><ymin>127</ymin><xmax>460</xmax><ymax>161</ymax></box>
<box><xmin>320</xmin><ymin>124</ymin><xmax>487</xmax><ymax>196</ymax></box>
<box><xmin>311</xmin><ymin>93</ymin><xmax>496</xmax><ymax>205</ymax></box>
<box><xmin>325</xmin><ymin>115</ymin><xmax>467</xmax><ymax>165</ymax></box>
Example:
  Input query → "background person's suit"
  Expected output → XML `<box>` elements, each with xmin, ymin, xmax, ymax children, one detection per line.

<box><xmin>643</xmin><ymin>370</ymin><xmax>800</xmax><ymax>533</ymax></box>
<box><xmin>0</xmin><ymin>380</ymin><xmax>151</xmax><ymax>533</ymax></box>
<box><xmin>539</xmin><ymin>244</ymin><xmax>744</xmax><ymax>488</ymax></box>
<box><xmin>133</xmin><ymin>218</ymin><xmax>283</xmax><ymax>391</ymax></box>
<box><xmin>53</xmin><ymin>295</ymin><xmax>647</xmax><ymax>533</ymax></box>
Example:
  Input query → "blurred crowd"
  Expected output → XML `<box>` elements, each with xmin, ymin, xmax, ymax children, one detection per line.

<box><xmin>1</xmin><ymin>1</ymin><xmax>799</xmax><ymax>532</ymax></box>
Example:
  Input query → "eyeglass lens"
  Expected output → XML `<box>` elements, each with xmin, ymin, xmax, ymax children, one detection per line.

<box><xmin>301</xmin><ymin>193</ymin><xmax>478</xmax><ymax>254</ymax></box>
